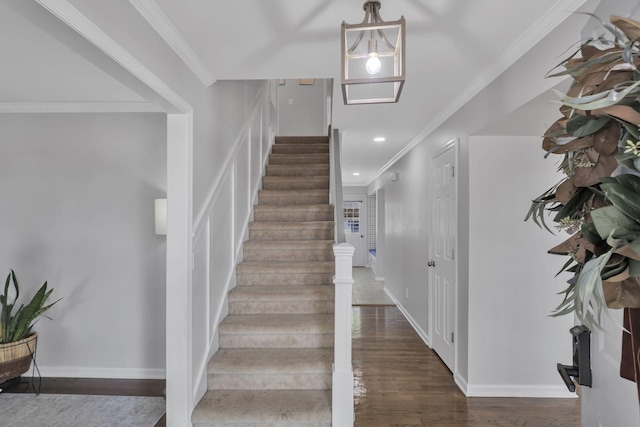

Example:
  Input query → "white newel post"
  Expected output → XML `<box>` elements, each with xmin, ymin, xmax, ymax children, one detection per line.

<box><xmin>332</xmin><ymin>243</ymin><xmax>355</xmax><ymax>426</ymax></box>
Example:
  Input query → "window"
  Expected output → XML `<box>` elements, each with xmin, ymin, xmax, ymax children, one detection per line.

<box><xmin>343</xmin><ymin>201</ymin><xmax>361</xmax><ymax>234</ymax></box>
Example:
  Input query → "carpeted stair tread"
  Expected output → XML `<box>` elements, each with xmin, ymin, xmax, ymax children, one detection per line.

<box><xmin>249</xmin><ymin>221</ymin><xmax>334</xmax><ymax>240</ymax></box>
<box><xmin>262</xmin><ymin>176</ymin><xmax>329</xmax><ymax>190</ymax></box>
<box><xmin>254</xmin><ymin>205</ymin><xmax>334</xmax><ymax>222</ymax></box>
<box><xmin>272</xmin><ymin>144</ymin><xmax>329</xmax><ymax>154</ymax></box>
<box><xmin>192</xmin><ymin>390</ymin><xmax>331</xmax><ymax>426</ymax></box>
<box><xmin>243</xmin><ymin>240</ymin><xmax>334</xmax><ymax>249</ymax></box>
<box><xmin>237</xmin><ymin>261</ymin><xmax>334</xmax><ymax>274</ymax></box>
<box><xmin>228</xmin><ymin>284</ymin><xmax>334</xmax><ymax>314</ymax></box>
<box><xmin>266</xmin><ymin>164</ymin><xmax>329</xmax><ymax>176</ymax></box>
<box><xmin>220</xmin><ymin>313</ymin><xmax>333</xmax><ymax>335</ymax></box>
<box><xmin>275</xmin><ymin>136</ymin><xmax>329</xmax><ymax>145</ymax></box>
<box><xmin>230</xmin><ymin>285</ymin><xmax>333</xmax><ymax>300</ymax></box>
<box><xmin>219</xmin><ymin>313</ymin><xmax>334</xmax><ymax>348</ymax></box>
<box><xmin>206</xmin><ymin>348</ymin><xmax>332</xmax><ymax>390</ymax></box>
<box><xmin>258</xmin><ymin>189</ymin><xmax>329</xmax><ymax>205</ymax></box>
<box><xmin>208</xmin><ymin>348</ymin><xmax>332</xmax><ymax>374</ymax></box>
<box><xmin>243</xmin><ymin>240</ymin><xmax>334</xmax><ymax>262</ymax></box>
<box><xmin>268</xmin><ymin>153</ymin><xmax>329</xmax><ymax>165</ymax></box>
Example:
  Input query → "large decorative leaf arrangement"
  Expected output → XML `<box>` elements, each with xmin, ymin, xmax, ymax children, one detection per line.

<box><xmin>527</xmin><ymin>15</ymin><xmax>640</xmax><ymax>331</ymax></box>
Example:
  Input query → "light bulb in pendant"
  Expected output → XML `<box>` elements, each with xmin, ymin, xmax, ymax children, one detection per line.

<box><xmin>366</xmin><ymin>38</ymin><xmax>381</xmax><ymax>75</ymax></box>
<box><xmin>366</xmin><ymin>54</ymin><xmax>381</xmax><ymax>75</ymax></box>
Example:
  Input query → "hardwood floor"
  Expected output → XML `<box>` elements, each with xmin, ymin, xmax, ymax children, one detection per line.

<box><xmin>353</xmin><ymin>306</ymin><xmax>581</xmax><ymax>426</ymax></box>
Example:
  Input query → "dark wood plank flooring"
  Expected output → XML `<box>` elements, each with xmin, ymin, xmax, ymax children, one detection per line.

<box><xmin>353</xmin><ymin>306</ymin><xmax>581</xmax><ymax>426</ymax></box>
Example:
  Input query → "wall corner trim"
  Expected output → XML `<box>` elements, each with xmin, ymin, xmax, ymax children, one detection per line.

<box><xmin>129</xmin><ymin>0</ymin><xmax>216</xmax><ymax>87</ymax></box>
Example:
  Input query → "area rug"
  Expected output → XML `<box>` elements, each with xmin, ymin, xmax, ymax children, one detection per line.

<box><xmin>0</xmin><ymin>393</ymin><xmax>165</xmax><ymax>426</ymax></box>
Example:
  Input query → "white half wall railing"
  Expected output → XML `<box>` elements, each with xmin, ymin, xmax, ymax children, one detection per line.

<box><xmin>332</xmin><ymin>243</ymin><xmax>355</xmax><ymax>426</ymax></box>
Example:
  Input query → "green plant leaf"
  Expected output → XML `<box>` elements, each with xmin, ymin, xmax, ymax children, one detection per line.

<box><xmin>582</xmin><ymin>222</ymin><xmax>604</xmax><ymax>246</ymax></box>
<box><xmin>601</xmin><ymin>182</ymin><xmax>640</xmax><ymax>222</ymax></box>
<box><xmin>575</xmin><ymin>249</ymin><xmax>614</xmax><ymax>331</ymax></box>
<box><xmin>566</xmin><ymin>115</ymin><xmax>611</xmax><ymax>137</ymax></box>
<box><xmin>554</xmin><ymin>187</ymin><xmax>592</xmax><ymax>222</ymax></box>
<box><xmin>614</xmin><ymin>174</ymin><xmax>640</xmax><ymax>194</ymax></box>
<box><xmin>560</xmin><ymin>79</ymin><xmax>640</xmax><ymax>111</ymax></box>
<box><xmin>591</xmin><ymin>205</ymin><xmax>640</xmax><ymax>239</ymax></box>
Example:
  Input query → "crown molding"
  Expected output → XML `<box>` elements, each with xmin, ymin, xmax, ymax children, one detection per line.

<box><xmin>372</xmin><ymin>0</ymin><xmax>589</xmax><ymax>183</ymax></box>
<box><xmin>35</xmin><ymin>0</ymin><xmax>191</xmax><ymax>113</ymax></box>
<box><xmin>0</xmin><ymin>102</ymin><xmax>164</xmax><ymax>114</ymax></box>
<box><xmin>129</xmin><ymin>0</ymin><xmax>216</xmax><ymax>87</ymax></box>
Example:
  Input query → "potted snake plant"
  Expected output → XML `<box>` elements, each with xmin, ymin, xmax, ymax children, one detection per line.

<box><xmin>0</xmin><ymin>270</ymin><xmax>60</xmax><ymax>382</ymax></box>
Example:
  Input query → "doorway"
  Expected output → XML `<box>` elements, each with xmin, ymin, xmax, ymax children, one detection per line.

<box><xmin>344</xmin><ymin>199</ymin><xmax>365</xmax><ymax>267</ymax></box>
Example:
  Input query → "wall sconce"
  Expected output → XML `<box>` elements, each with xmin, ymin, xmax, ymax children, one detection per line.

<box><xmin>155</xmin><ymin>198</ymin><xmax>167</xmax><ymax>235</ymax></box>
<box><xmin>341</xmin><ymin>0</ymin><xmax>405</xmax><ymax>105</ymax></box>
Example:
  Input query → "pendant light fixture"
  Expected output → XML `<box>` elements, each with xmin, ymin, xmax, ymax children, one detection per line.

<box><xmin>341</xmin><ymin>0</ymin><xmax>405</xmax><ymax>105</ymax></box>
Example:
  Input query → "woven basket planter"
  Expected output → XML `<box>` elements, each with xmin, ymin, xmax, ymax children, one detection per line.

<box><xmin>0</xmin><ymin>333</ymin><xmax>37</xmax><ymax>382</ymax></box>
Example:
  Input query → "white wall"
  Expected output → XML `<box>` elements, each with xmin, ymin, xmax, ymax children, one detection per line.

<box><xmin>277</xmin><ymin>79</ymin><xmax>326</xmax><ymax>136</ymax></box>
<box><xmin>190</xmin><ymin>81</ymin><xmax>275</xmax><ymax>403</ymax></box>
<box><xmin>466</xmin><ymin>135</ymin><xmax>573</xmax><ymax>396</ymax></box>
<box><xmin>0</xmin><ymin>113</ymin><xmax>167</xmax><ymax>378</ymax></box>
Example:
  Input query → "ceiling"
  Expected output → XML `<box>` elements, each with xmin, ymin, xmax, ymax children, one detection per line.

<box><xmin>0</xmin><ymin>0</ymin><xmax>594</xmax><ymax>186</ymax></box>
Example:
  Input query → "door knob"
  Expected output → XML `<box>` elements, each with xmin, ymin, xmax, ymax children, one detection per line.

<box><xmin>427</xmin><ymin>260</ymin><xmax>436</xmax><ymax>267</ymax></box>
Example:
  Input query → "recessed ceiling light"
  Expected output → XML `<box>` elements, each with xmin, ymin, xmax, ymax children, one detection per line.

<box><xmin>373</xmin><ymin>137</ymin><xmax>386</xmax><ymax>142</ymax></box>
<box><xmin>353</xmin><ymin>172</ymin><xmax>361</xmax><ymax>176</ymax></box>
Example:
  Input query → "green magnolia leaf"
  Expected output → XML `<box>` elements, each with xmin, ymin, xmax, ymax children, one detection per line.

<box><xmin>601</xmin><ymin>182</ymin><xmax>640</xmax><ymax>221</ymax></box>
<box><xmin>582</xmin><ymin>222</ymin><xmax>604</xmax><ymax>246</ymax></box>
<box><xmin>623</xmin><ymin>122</ymin><xmax>640</xmax><ymax>140</ymax></box>
<box><xmin>614</xmin><ymin>174</ymin><xmax>640</xmax><ymax>194</ymax></box>
<box><xmin>591</xmin><ymin>205</ymin><xmax>640</xmax><ymax>239</ymax></box>
<box><xmin>566</xmin><ymin>115</ymin><xmax>611</xmax><ymax>137</ymax></box>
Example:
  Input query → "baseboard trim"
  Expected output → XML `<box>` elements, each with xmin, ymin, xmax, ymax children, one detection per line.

<box><xmin>384</xmin><ymin>288</ymin><xmax>432</xmax><ymax>348</ymax></box>
<box><xmin>465</xmin><ymin>384</ymin><xmax>577</xmax><ymax>398</ymax></box>
<box><xmin>36</xmin><ymin>367</ymin><xmax>165</xmax><ymax>380</ymax></box>
<box><xmin>454</xmin><ymin>372</ymin><xmax>469</xmax><ymax>395</ymax></box>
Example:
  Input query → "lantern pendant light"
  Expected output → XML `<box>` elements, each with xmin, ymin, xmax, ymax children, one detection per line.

<box><xmin>341</xmin><ymin>0</ymin><xmax>405</xmax><ymax>105</ymax></box>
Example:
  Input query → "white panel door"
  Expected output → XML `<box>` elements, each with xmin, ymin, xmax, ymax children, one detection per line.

<box><xmin>344</xmin><ymin>199</ymin><xmax>365</xmax><ymax>267</ymax></box>
<box><xmin>429</xmin><ymin>144</ymin><xmax>456</xmax><ymax>372</ymax></box>
<box><xmin>581</xmin><ymin>310</ymin><xmax>640</xmax><ymax>427</ymax></box>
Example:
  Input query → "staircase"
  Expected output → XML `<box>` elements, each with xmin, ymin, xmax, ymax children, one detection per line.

<box><xmin>192</xmin><ymin>136</ymin><xmax>335</xmax><ymax>426</ymax></box>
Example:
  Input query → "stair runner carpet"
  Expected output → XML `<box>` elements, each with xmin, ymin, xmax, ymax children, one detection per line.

<box><xmin>192</xmin><ymin>136</ymin><xmax>334</xmax><ymax>426</ymax></box>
